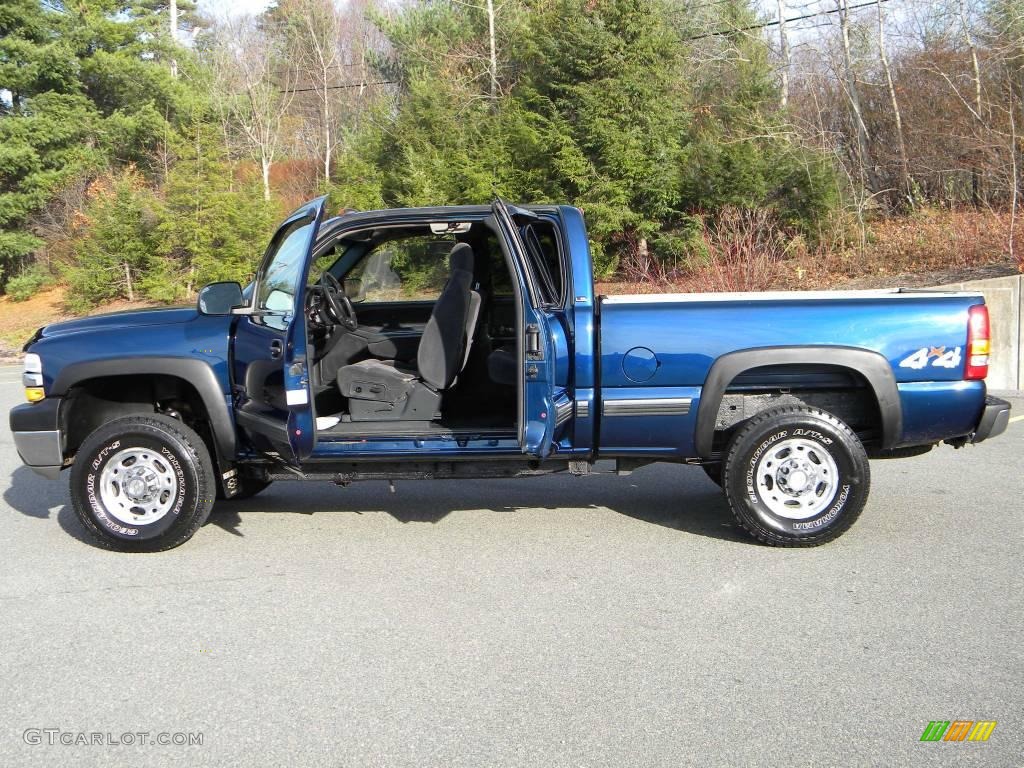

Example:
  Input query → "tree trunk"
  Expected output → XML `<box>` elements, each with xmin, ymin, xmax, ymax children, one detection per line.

<box><xmin>322</xmin><ymin>69</ymin><xmax>331</xmax><ymax>182</ymax></box>
<box><xmin>261</xmin><ymin>157</ymin><xmax>272</xmax><ymax>202</ymax></box>
<box><xmin>839</xmin><ymin>0</ymin><xmax>878</xmax><ymax>193</ymax></box>
<box><xmin>486</xmin><ymin>0</ymin><xmax>498</xmax><ymax>104</ymax></box>
<box><xmin>959</xmin><ymin>0</ymin><xmax>985</xmax><ymax>207</ymax></box>
<box><xmin>877</xmin><ymin>2</ymin><xmax>910</xmax><ymax>205</ymax></box>
<box><xmin>169</xmin><ymin>0</ymin><xmax>178</xmax><ymax>79</ymax></box>
<box><xmin>123</xmin><ymin>262</ymin><xmax>134</xmax><ymax>302</ymax></box>
<box><xmin>777</xmin><ymin>0</ymin><xmax>790</xmax><ymax>110</ymax></box>
<box><xmin>959</xmin><ymin>0</ymin><xmax>983</xmax><ymax>121</ymax></box>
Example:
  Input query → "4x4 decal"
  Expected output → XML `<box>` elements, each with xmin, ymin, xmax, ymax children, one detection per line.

<box><xmin>899</xmin><ymin>346</ymin><xmax>962</xmax><ymax>370</ymax></box>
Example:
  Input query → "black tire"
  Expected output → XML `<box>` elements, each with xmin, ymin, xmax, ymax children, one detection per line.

<box><xmin>702</xmin><ymin>462</ymin><xmax>723</xmax><ymax>486</ymax></box>
<box><xmin>217</xmin><ymin>475</ymin><xmax>272</xmax><ymax>501</ymax></box>
<box><xmin>70</xmin><ymin>414</ymin><xmax>216</xmax><ymax>552</ymax></box>
<box><xmin>722</xmin><ymin>406</ymin><xmax>870</xmax><ymax>547</ymax></box>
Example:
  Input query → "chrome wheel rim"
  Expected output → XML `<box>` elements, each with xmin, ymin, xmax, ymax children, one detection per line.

<box><xmin>754</xmin><ymin>438</ymin><xmax>839</xmax><ymax>520</ymax></box>
<box><xmin>98</xmin><ymin>447</ymin><xmax>179</xmax><ymax>526</ymax></box>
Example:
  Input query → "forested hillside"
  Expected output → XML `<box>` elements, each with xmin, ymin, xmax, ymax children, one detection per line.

<box><xmin>0</xmin><ymin>0</ymin><xmax>1021</xmax><ymax>314</ymax></box>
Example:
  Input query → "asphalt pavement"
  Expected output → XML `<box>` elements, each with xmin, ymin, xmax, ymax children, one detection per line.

<box><xmin>0</xmin><ymin>364</ymin><xmax>1021</xmax><ymax>767</ymax></box>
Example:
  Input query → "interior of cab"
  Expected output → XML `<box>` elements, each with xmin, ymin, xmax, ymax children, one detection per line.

<box><xmin>301</xmin><ymin>218</ymin><xmax>554</xmax><ymax>436</ymax></box>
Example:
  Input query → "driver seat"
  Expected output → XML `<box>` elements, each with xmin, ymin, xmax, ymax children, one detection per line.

<box><xmin>336</xmin><ymin>243</ymin><xmax>480</xmax><ymax>421</ymax></box>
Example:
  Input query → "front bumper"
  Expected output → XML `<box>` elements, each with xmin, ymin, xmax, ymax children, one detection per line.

<box><xmin>9</xmin><ymin>397</ymin><xmax>65</xmax><ymax>480</ymax></box>
<box><xmin>971</xmin><ymin>396</ymin><xmax>1011</xmax><ymax>444</ymax></box>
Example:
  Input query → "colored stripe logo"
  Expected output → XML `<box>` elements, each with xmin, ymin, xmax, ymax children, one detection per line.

<box><xmin>920</xmin><ymin>721</ymin><xmax>996</xmax><ymax>742</ymax></box>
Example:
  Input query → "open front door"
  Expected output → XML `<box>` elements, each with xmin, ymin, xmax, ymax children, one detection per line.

<box><xmin>492</xmin><ymin>198</ymin><xmax>558</xmax><ymax>458</ymax></box>
<box><xmin>231</xmin><ymin>197</ymin><xmax>327</xmax><ymax>464</ymax></box>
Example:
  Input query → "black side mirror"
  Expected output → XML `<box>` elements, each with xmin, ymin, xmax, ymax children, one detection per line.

<box><xmin>197</xmin><ymin>281</ymin><xmax>244</xmax><ymax>315</ymax></box>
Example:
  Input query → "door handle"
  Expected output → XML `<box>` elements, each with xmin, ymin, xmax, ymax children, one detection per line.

<box><xmin>269</xmin><ymin>339</ymin><xmax>283</xmax><ymax>359</ymax></box>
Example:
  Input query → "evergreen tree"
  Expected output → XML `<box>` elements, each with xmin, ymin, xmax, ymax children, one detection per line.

<box><xmin>518</xmin><ymin>0</ymin><xmax>689</xmax><ymax>274</ymax></box>
<box><xmin>150</xmin><ymin>116</ymin><xmax>276</xmax><ymax>302</ymax></box>
<box><xmin>0</xmin><ymin>0</ymin><xmax>189</xmax><ymax>290</ymax></box>
<box><xmin>335</xmin><ymin>0</ymin><xmax>839</xmax><ymax>276</ymax></box>
<box><xmin>676</xmin><ymin>0</ymin><xmax>838</xmax><ymax>231</ymax></box>
<box><xmin>64</xmin><ymin>169</ymin><xmax>159</xmax><ymax>312</ymax></box>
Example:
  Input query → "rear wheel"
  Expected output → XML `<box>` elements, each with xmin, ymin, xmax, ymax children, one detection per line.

<box><xmin>722</xmin><ymin>406</ymin><xmax>870</xmax><ymax>547</ymax></box>
<box><xmin>70</xmin><ymin>414</ymin><xmax>216</xmax><ymax>552</ymax></box>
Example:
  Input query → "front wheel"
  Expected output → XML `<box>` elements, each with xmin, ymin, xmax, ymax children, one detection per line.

<box><xmin>722</xmin><ymin>406</ymin><xmax>870</xmax><ymax>547</ymax></box>
<box><xmin>70</xmin><ymin>414</ymin><xmax>216</xmax><ymax>552</ymax></box>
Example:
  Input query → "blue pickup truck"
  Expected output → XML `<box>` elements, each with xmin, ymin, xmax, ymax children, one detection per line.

<box><xmin>9</xmin><ymin>198</ymin><xmax>1011</xmax><ymax>550</ymax></box>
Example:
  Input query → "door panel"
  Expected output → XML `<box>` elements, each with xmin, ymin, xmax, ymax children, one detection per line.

<box><xmin>491</xmin><ymin>199</ymin><xmax>559</xmax><ymax>458</ymax></box>
<box><xmin>232</xmin><ymin>198</ymin><xmax>326</xmax><ymax>462</ymax></box>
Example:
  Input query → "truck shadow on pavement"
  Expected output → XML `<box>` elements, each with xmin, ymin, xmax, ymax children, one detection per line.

<box><xmin>5</xmin><ymin>463</ymin><xmax>749</xmax><ymax>546</ymax></box>
<box><xmin>207</xmin><ymin>463</ymin><xmax>749</xmax><ymax>544</ymax></box>
<box><xmin>4</xmin><ymin>465</ymin><xmax>94</xmax><ymax>544</ymax></box>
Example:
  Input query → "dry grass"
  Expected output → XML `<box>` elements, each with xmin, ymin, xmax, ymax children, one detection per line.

<box><xmin>0</xmin><ymin>287</ymin><xmax>69</xmax><ymax>357</ymax></box>
<box><xmin>0</xmin><ymin>286</ymin><xmax>158</xmax><ymax>359</ymax></box>
<box><xmin>598</xmin><ymin>207</ymin><xmax>1021</xmax><ymax>295</ymax></box>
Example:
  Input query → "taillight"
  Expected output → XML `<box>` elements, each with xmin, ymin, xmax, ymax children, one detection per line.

<box><xmin>965</xmin><ymin>304</ymin><xmax>990</xmax><ymax>380</ymax></box>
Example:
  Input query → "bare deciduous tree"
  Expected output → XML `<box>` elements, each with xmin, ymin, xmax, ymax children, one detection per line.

<box><xmin>210</xmin><ymin>16</ymin><xmax>295</xmax><ymax>201</ymax></box>
<box><xmin>777</xmin><ymin>0</ymin><xmax>790</xmax><ymax>109</ymax></box>
<box><xmin>876</xmin><ymin>1</ymin><xmax>909</xmax><ymax>204</ymax></box>
<box><xmin>284</xmin><ymin>0</ymin><xmax>345</xmax><ymax>182</ymax></box>
<box><xmin>837</xmin><ymin>0</ymin><xmax>878</xmax><ymax>194</ymax></box>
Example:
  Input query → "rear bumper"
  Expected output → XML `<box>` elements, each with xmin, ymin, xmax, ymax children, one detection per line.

<box><xmin>971</xmin><ymin>396</ymin><xmax>1011</xmax><ymax>444</ymax></box>
<box><xmin>9</xmin><ymin>397</ymin><xmax>65</xmax><ymax>480</ymax></box>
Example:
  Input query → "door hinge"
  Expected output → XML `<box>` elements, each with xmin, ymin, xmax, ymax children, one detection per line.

<box><xmin>231</xmin><ymin>385</ymin><xmax>248</xmax><ymax>405</ymax></box>
<box><xmin>526</xmin><ymin>324</ymin><xmax>543</xmax><ymax>359</ymax></box>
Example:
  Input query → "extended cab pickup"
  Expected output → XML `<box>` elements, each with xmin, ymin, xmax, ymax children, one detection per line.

<box><xmin>10</xmin><ymin>198</ymin><xmax>1012</xmax><ymax>550</ymax></box>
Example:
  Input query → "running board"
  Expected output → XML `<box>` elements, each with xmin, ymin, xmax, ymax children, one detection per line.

<box><xmin>267</xmin><ymin>459</ymin><xmax>573</xmax><ymax>483</ymax></box>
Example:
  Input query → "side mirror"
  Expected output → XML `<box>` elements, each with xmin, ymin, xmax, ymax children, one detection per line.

<box><xmin>197</xmin><ymin>281</ymin><xmax>244</xmax><ymax>315</ymax></box>
<box><xmin>344</xmin><ymin>278</ymin><xmax>365</xmax><ymax>303</ymax></box>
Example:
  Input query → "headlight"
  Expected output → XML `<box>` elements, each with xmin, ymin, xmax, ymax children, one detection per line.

<box><xmin>23</xmin><ymin>353</ymin><xmax>44</xmax><ymax>402</ymax></box>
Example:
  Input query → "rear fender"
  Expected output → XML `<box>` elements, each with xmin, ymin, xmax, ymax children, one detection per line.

<box><xmin>694</xmin><ymin>346</ymin><xmax>901</xmax><ymax>458</ymax></box>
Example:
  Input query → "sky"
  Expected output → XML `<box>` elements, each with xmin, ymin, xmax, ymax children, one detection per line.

<box><xmin>197</xmin><ymin>0</ymin><xmax>274</xmax><ymax>18</ymax></box>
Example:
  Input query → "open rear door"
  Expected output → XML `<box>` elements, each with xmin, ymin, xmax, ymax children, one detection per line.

<box><xmin>491</xmin><ymin>198</ymin><xmax>558</xmax><ymax>458</ymax></box>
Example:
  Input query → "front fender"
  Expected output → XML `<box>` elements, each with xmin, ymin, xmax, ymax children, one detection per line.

<box><xmin>50</xmin><ymin>357</ymin><xmax>236</xmax><ymax>463</ymax></box>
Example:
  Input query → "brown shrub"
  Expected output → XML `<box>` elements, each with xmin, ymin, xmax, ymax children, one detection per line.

<box><xmin>862</xmin><ymin>207</ymin><xmax>1018</xmax><ymax>273</ymax></box>
<box><xmin>598</xmin><ymin>206</ymin><xmax>1021</xmax><ymax>296</ymax></box>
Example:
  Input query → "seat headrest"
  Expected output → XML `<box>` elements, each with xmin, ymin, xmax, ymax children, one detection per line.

<box><xmin>449</xmin><ymin>242</ymin><xmax>474</xmax><ymax>273</ymax></box>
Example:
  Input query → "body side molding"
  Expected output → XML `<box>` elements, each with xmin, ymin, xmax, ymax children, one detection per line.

<box><xmin>694</xmin><ymin>345</ymin><xmax>902</xmax><ymax>457</ymax></box>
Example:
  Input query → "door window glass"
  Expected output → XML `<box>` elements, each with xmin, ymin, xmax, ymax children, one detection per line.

<box><xmin>256</xmin><ymin>218</ymin><xmax>316</xmax><ymax>330</ymax></box>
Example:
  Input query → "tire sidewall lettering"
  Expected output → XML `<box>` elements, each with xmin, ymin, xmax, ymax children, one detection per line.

<box><xmin>160</xmin><ymin>446</ymin><xmax>187</xmax><ymax>519</ymax></box>
<box><xmin>745</xmin><ymin>429</ymin><xmax>788</xmax><ymax>504</ymax></box>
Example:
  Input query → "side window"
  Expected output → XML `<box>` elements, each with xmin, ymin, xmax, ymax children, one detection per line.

<box><xmin>348</xmin><ymin>236</ymin><xmax>455</xmax><ymax>302</ymax></box>
<box><xmin>256</xmin><ymin>218</ymin><xmax>316</xmax><ymax>331</ymax></box>
<box><xmin>521</xmin><ymin>221</ymin><xmax>564</xmax><ymax>307</ymax></box>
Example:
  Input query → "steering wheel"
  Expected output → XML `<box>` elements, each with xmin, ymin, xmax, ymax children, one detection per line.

<box><xmin>319</xmin><ymin>271</ymin><xmax>358</xmax><ymax>331</ymax></box>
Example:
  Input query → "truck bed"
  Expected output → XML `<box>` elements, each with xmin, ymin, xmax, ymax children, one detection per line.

<box><xmin>595</xmin><ymin>289</ymin><xmax>988</xmax><ymax>456</ymax></box>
